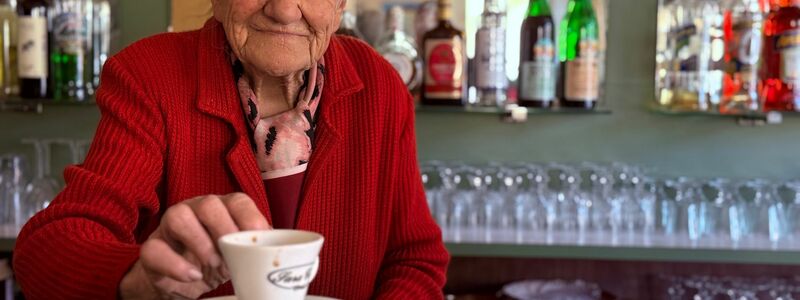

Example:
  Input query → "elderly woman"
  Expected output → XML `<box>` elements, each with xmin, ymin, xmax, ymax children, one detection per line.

<box><xmin>11</xmin><ymin>0</ymin><xmax>449</xmax><ymax>299</ymax></box>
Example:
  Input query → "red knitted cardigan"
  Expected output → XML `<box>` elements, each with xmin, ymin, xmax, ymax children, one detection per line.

<box><xmin>13</xmin><ymin>19</ymin><xmax>449</xmax><ymax>300</ymax></box>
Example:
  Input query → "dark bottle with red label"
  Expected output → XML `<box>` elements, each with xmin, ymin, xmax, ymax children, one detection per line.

<box><xmin>761</xmin><ymin>0</ymin><xmax>800</xmax><ymax>111</ymax></box>
<box><xmin>421</xmin><ymin>0</ymin><xmax>466</xmax><ymax>106</ymax></box>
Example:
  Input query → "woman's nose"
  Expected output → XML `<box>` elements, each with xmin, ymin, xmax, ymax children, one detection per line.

<box><xmin>263</xmin><ymin>0</ymin><xmax>303</xmax><ymax>25</ymax></box>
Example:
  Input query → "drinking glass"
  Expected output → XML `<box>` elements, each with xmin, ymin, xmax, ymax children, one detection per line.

<box><xmin>446</xmin><ymin>164</ymin><xmax>482</xmax><ymax>242</ymax></box>
<box><xmin>420</xmin><ymin>161</ymin><xmax>444</xmax><ymax>215</ymax></box>
<box><xmin>21</xmin><ymin>139</ymin><xmax>60</xmax><ymax>221</ymax></box>
<box><xmin>510</xmin><ymin>163</ymin><xmax>548</xmax><ymax>240</ymax></box>
<box><xmin>740</xmin><ymin>179</ymin><xmax>788</xmax><ymax>246</ymax></box>
<box><xmin>785</xmin><ymin>180</ymin><xmax>800</xmax><ymax>244</ymax></box>
<box><xmin>702</xmin><ymin>178</ymin><xmax>736</xmax><ymax>245</ymax></box>
<box><xmin>0</xmin><ymin>154</ymin><xmax>29</xmax><ymax>227</ymax></box>
<box><xmin>545</xmin><ymin>163</ymin><xmax>583</xmax><ymax>233</ymax></box>
<box><xmin>478</xmin><ymin>164</ymin><xmax>515</xmax><ymax>241</ymax></box>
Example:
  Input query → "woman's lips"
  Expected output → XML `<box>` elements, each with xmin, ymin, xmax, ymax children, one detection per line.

<box><xmin>252</xmin><ymin>25</ymin><xmax>310</xmax><ymax>37</ymax></box>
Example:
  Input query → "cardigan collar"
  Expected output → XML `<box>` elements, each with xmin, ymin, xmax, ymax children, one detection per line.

<box><xmin>194</xmin><ymin>19</ymin><xmax>364</xmax><ymax>225</ymax></box>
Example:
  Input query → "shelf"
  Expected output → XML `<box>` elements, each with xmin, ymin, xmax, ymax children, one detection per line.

<box><xmin>2</xmin><ymin>229</ymin><xmax>799</xmax><ymax>265</ymax></box>
<box><xmin>442</xmin><ymin>228</ymin><xmax>800</xmax><ymax>265</ymax></box>
<box><xmin>416</xmin><ymin>105</ymin><xmax>612</xmax><ymax>115</ymax></box>
<box><xmin>446</xmin><ymin>243</ymin><xmax>800</xmax><ymax>265</ymax></box>
<box><xmin>648</xmin><ymin>103</ymin><xmax>790</xmax><ymax>120</ymax></box>
<box><xmin>0</xmin><ymin>97</ymin><xmax>95</xmax><ymax>114</ymax></box>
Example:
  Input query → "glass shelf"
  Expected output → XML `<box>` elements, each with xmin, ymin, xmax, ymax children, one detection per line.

<box><xmin>445</xmin><ymin>243</ymin><xmax>800</xmax><ymax>265</ymax></box>
<box><xmin>443</xmin><ymin>228</ymin><xmax>800</xmax><ymax>265</ymax></box>
<box><xmin>0</xmin><ymin>97</ymin><xmax>95</xmax><ymax>114</ymax></box>
<box><xmin>416</xmin><ymin>104</ymin><xmax>612</xmax><ymax>115</ymax></box>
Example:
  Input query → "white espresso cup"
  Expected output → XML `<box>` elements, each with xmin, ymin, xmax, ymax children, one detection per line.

<box><xmin>218</xmin><ymin>230</ymin><xmax>324</xmax><ymax>300</ymax></box>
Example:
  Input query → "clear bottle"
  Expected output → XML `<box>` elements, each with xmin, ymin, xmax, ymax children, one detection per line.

<box><xmin>49</xmin><ymin>0</ymin><xmax>92</xmax><ymax>102</ymax></box>
<box><xmin>696</xmin><ymin>0</ymin><xmax>726</xmax><ymax>111</ymax></box>
<box><xmin>474</xmin><ymin>0</ymin><xmax>508</xmax><ymax>107</ymax></box>
<box><xmin>656</xmin><ymin>0</ymin><xmax>677</xmax><ymax>107</ymax></box>
<box><xmin>336</xmin><ymin>10</ymin><xmax>365</xmax><ymax>40</ymax></box>
<box><xmin>377</xmin><ymin>6</ymin><xmax>422</xmax><ymax>91</ymax></box>
<box><xmin>18</xmin><ymin>0</ymin><xmax>48</xmax><ymax>99</ymax></box>
<box><xmin>0</xmin><ymin>0</ymin><xmax>18</xmax><ymax>98</ymax></box>
<box><xmin>88</xmin><ymin>0</ymin><xmax>109</xmax><ymax>96</ymax></box>
<box><xmin>721</xmin><ymin>0</ymin><xmax>764</xmax><ymax>114</ymax></box>
<box><xmin>666</xmin><ymin>0</ymin><xmax>724</xmax><ymax>112</ymax></box>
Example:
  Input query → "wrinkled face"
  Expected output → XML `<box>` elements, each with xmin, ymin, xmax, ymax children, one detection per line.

<box><xmin>212</xmin><ymin>0</ymin><xmax>345</xmax><ymax>77</ymax></box>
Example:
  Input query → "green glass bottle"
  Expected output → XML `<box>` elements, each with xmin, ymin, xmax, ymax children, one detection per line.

<box><xmin>50</xmin><ymin>0</ymin><xmax>91</xmax><ymax>102</ymax></box>
<box><xmin>519</xmin><ymin>0</ymin><xmax>557</xmax><ymax>108</ymax></box>
<box><xmin>559</xmin><ymin>0</ymin><xmax>599</xmax><ymax>109</ymax></box>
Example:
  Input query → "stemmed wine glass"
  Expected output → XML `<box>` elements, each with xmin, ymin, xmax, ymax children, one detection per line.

<box><xmin>0</xmin><ymin>154</ymin><xmax>29</xmax><ymax>228</ymax></box>
<box><xmin>21</xmin><ymin>139</ymin><xmax>60</xmax><ymax>222</ymax></box>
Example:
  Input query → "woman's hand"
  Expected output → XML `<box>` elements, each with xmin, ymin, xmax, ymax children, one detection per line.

<box><xmin>119</xmin><ymin>193</ymin><xmax>270</xmax><ymax>299</ymax></box>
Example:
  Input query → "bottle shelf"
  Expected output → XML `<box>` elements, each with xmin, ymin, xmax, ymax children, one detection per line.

<box><xmin>647</xmin><ymin>103</ymin><xmax>793</xmax><ymax>125</ymax></box>
<box><xmin>0</xmin><ymin>97</ymin><xmax>96</xmax><ymax>114</ymax></box>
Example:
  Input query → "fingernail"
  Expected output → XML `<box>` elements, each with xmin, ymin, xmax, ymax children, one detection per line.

<box><xmin>208</xmin><ymin>254</ymin><xmax>222</xmax><ymax>268</ymax></box>
<box><xmin>188</xmin><ymin>269</ymin><xmax>203</xmax><ymax>281</ymax></box>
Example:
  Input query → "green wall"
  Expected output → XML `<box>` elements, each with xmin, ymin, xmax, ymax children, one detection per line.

<box><xmin>2</xmin><ymin>0</ymin><xmax>800</xmax><ymax>180</ymax></box>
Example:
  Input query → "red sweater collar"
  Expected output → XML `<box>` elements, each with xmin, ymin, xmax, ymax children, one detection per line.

<box><xmin>192</xmin><ymin>19</ymin><xmax>365</xmax><ymax>226</ymax></box>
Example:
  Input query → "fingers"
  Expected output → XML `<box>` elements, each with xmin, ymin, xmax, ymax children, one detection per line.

<box><xmin>220</xmin><ymin>193</ymin><xmax>271</xmax><ymax>231</ymax></box>
<box><xmin>140</xmin><ymin>238</ymin><xmax>203</xmax><ymax>283</ymax></box>
<box><xmin>190</xmin><ymin>195</ymin><xmax>239</xmax><ymax>242</ymax></box>
<box><xmin>160</xmin><ymin>203</ymin><xmax>222</xmax><ymax>269</ymax></box>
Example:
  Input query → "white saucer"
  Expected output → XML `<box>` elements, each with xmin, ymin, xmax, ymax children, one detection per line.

<box><xmin>204</xmin><ymin>296</ymin><xmax>337</xmax><ymax>300</ymax></box>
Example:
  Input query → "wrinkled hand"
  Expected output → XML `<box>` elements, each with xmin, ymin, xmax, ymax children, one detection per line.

<box><xmin>119</xmin><ymin>193</ymin><xmax>271</xmax><ymax>299</ymax></box>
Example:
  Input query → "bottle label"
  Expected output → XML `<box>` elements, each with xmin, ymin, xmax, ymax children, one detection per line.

<box><xmin>732</xmin><ymin>20</ymin><xmax>761</xmax><ymax>71</ymax></box>
<box><xmin>565</xmin><ymin>40</ymin><xmax>599</xmax><ymax>101</ymax></box>
<box><xmin>424</xmin><ymin>38</ymin><xmax>464</xmax><ymax>99</ymax></box>
<box><xmin>53</xmin><ymin>12</ymin><xmax>85</xmax><ymax>55</ymax></box>
<box><xmin>672</xmin><ymin>24</ymin><xmax>699</xmax><ymax>71</ymax></box>
<box><xmin>728</xmin><ymin>20</ymin><xmax>761</xmax><ymax>95</ymax></box>
<box><xmin>17</xmin><ymin>16</ymin><xmax>47</xmax><ymax>79</ymax></box>
<box><xmin>519</xmin><ymin>38</ymin><xmax>556</xmax><ymax>101</ymax></box>
<box><xmin>383</xmin><ymin>52</ymin><xmax>414</xmax><ymax>87</ymax></box>
<box><xmin>474</xmin><ymin>28</ymin><xmax>507</xmax><ymax>89</ymax></box>
<box><xmin>777</xmin><ymin>30</ymin><xmax>800</xmax><ymax>84</ymax></box>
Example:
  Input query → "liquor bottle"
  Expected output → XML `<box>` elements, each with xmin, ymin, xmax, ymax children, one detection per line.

<box><xmin>414</xmin><ymin>1</ymin><xmax>438</xmax><ymax>53</ymax></box>
<box><xmin>519</xmin><ymin>0</ymin><xmax>557</xmax><ymax>108</ymax></box>
<box><xmin>664</xmin><ymin>0</ymin><xmax>723</xmax><ymax>112</ymax></box>
<box><xmin>656</xmin><ymin>0</ymin><xmax>677</xmax><ymax>107</ymax></box>
<box><xmin>1</xmin><ymin>0</ymin><xmax>18</xmax><ymax>97</ymax></box>
<box><xmin>559</xmin><ymin>0</ymin><xmax>600</xmax><ymax>109</ymax></box>
<box><xmin>474</xmin><ymin>0</ymin><xmax>508</xmax><ymax>107</ymax></box>
<box><xmin>17</xmin><ymin>0</ymin><xmax>48</xmax><ymax>99</ymax></box>
<box><xmin>50</xmin><ymin>0</ymin><xmax>91</xmax><ymax>102</ymax></box>
<box><xmin>377</xmin><ymin>6</ymin><xmax>422</xmax><ymax>91</ymax></box>
<box><xmin>721</xmin><ymin>0</ymin><xmax>764</xmax><ymax>114</ymax></box>
<box><xmin>761</xmin><ymin>0</ymin><xmax>800</xmax><ymax>111</ymax></box>
<box><xmin>336</xmin><ymin>10</ymin><xmax>365</xmax><ymax>40</ymax></box>
<box><xmin>421</xmin><ymin>0</ymin><xmax>465</xmax><ymax>106</ymax></box>
<box><xmin>88</xmin><ymin>0</ymin><xmax>109</xmax><ymax>95</ymax></box>
<box><xmin>695</xmin><ymin>0</ymin><xmax>725</xmax><ymax>111</ymax></box>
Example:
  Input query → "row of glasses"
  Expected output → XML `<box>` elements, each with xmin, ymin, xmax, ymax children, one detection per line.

<box><xmin>0</xmin><ymin>138</ymin><xmax>90</xmax><ymax>229</ymax></box>
<box><xmin>421</xmin><ymin>161</ymin><xmax>800</xmax><ymax>249</ymax></box>
<box><xmin>659</xmin><ymin>275</ymin><xmax>800</xmax><ymax>300</ymax></box>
